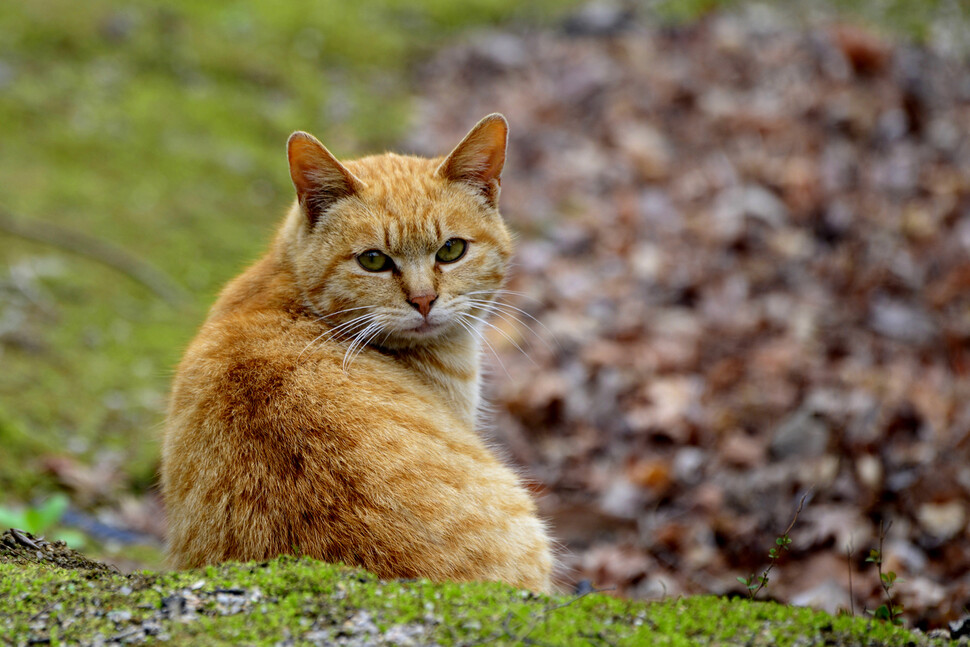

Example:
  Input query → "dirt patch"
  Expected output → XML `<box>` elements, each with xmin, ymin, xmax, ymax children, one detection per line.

<box><xmin>0</xmin><ymin>528</ymin><xmax>116</xmax><ymax>573</ymax></box>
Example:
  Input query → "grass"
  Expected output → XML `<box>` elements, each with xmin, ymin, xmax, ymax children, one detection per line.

<box><xmin>0</xmin><ymin>555</ymin><xmax>951</xmax><ymax>646</ymax></box>
<box><xmin>0</xmin><ymin>0</ymin><xmax>583</xmax><ymax>509</ymax></box>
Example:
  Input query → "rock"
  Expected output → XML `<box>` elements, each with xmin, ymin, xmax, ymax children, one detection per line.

<box><xmin>868</xmin><ymin>296</ymin><xmax>937</xmax><ymax>345</ymax></box>
<box><xmin>616</xmin><ymin>123</ymin><xmax>671</xmax><ymax>181</ymax></box>
<box><xmin>770</xmin><ymin>407</ymin><xmax>830</xmax><ymax>459</ymax></box>
<box><xmin>600</xmin><ymin>477</ymin><xmax>645</xmax><ymax>519</ymax></box>
<box><xmin>466</xmin><ymin>32</ymin><xmax>528</xmax><ymax>71</ymax></box>
<box><xmin>790</xmin><ymin>579</ymin><xmax>850</xmax><ymax>616</ymax></box>
<box><xmin>562</xmin><ymin>1</ymin><xmax>636</xmax><ymax>37</ymax></box>
<box><xmin>950</xmin><ymin>615</ymin><xmax>970</xmax><ymax>640</ymax></box>
<box><xmin>712</xmin><ymin>184</ymin><xmax>789</xmax><ymax>240</ymax></box>
<box><xmin>855</xmin><ymin>454</ymin><xmax>883</xmax><ymax>490</ymax></box>
<box><xmin>721</xmin><ymin>432</ymin><xmax>766</xmax><ymax>467</ymax></box>
<box><xmin>917</xmin><ymin>501</ymin><xmax>966</xmax><ymax>540</ymax></box>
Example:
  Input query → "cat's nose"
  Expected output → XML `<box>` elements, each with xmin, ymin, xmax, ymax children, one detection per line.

<box><xmin>408</xmin><ymin>292</ymin><xmax>437</xmax><ymax>318</ymax></box>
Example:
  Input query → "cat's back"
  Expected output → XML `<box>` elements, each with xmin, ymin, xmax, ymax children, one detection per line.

<box><xmin>163</xmin><ymin>258</ymin><xmax>552</xmax><ymax>592</ymax></box>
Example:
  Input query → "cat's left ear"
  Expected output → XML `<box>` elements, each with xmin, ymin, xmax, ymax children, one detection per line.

<box><xmin>288</xmin><ymin>131</ymin><xmax>365</xmax><ymax>225</ymax></box>
<box><xmin>435</xmin><ymin>113</ymin><xmax>508</xmax><ymax>209</ymax></box>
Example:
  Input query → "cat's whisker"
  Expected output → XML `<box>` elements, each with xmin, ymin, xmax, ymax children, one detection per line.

<box><xmin>465</xmin><ymin>289</ymin><xmax>541</xmax><ymax>304</ymax></box>
<box><xmin>315</xmin><ymin>314</ymin><xmax>382</xmax><ymax>345</ymax></box>
<box><xmin>299</xmin><ymin>313</ymin><xmax>379</xmax><ymax>360</ymax></box>
<box><xmin>464</xmin><ymin>290</ymin><xmax>560</xmax><ymax>350</ymax></box>
<box><xmin>465</xmin><ymin>302</ymin><xmax>536</xmax><ymax>341</ymax></box>
<box><xmin>344</xmin><ymin>322</ymin><xmax>387</xmax><ymax>372</ymax></box>
<box><xmin>468</xmin><ymin>298</ymin><xmax>551</xmax><ymax>333</ymax></box>
<box><xmin>358</xmin><ymin>324</ymin><xmax>389</xmax><ymax>364</ymax></box>
<box><xmin>456</xmin><ymin>314</ymin><xmax>511</xmax><ymax>381</ymax></box>
<box><xmin>342</xmin><ymin>321</ymin><xmax>385</xmax><ymax>372</ymax></box>
<box><xmin>306</xmin><ymin>315</ymin><xmax>375</xmax><ymax>351</ymax></box>
<box><xmin>473</xmin><ymin>308</ymin><xmax>553</xmax><ymax>357</ymax></box>
<box><xmin>313</xmin><ymin>305</ymin><xmax>379</xmax><ymax>322</ymax></box>
<box><xmin>341</xmin><ymin>323</ymin><xmax>375</xmax><ymax>372</ymax></box>
<box><xmin>320</xmin><ymin>314</ymin><xmax>379</xmax><ymax>343</ymax></box>
<box><xmin>459</xmin><ymin>312</ymin><xmax>538</xmax><ymax>367</ymax></box>
<box><xmin>375</xmin><ymin>328</ymin><xmax>395</xmax><ymax>352</ymax></box>
<box><xmin>466</xmin><ymin>294</ymin><xmax>551</xmax><ymax>329</ymax></box>
<box><xmin>299</xmin><ymin>328</ymin><xmax>340</xmax><ymax>360</ymax></box>
<box><xmin>353</xmin><ymin>322</ymin><xmax>388</xmax><ymax>365</ymax></box>
<box><xmin>464</xmin><ymin>299</ymin><xmax>556</xmax><ymax>352</ymax></box>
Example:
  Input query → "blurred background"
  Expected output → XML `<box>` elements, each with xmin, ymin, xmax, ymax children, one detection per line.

<box><xmin>1</xmin><ymin>0</ymin><xmax>969</xmax><ymax>630</ymax></box>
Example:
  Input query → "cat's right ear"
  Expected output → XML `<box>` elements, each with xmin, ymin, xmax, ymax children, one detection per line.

<box><xmin>436</xmin><ymin>113</ymin><xmax>508</xmax><ymax>209</ymax></box>
<box><xmin>287</xmin><ymin>132</ymin><xmax>364</xmax><ymax>225</ymax></box>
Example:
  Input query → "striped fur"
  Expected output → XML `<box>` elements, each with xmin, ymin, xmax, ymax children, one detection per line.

<box><xmin>161</xmin><ymin>115</ymin><xmax>553</xmax><ymax>591</ymax></box>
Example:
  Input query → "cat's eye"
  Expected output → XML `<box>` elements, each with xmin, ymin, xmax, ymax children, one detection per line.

<box><xmin>357</xmin><ymin>249</ymin><xmax>394</xmax><ymax>272</ymax></box>
<box><xmin>436</xmin><ymin>238</ymin><xmax>467</xmax><ymax>264</ymax></box>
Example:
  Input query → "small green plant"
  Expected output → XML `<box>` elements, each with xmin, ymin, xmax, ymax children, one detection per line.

<box><xmin>0</xmin><ymin>493</ymin><xmax>86</xmax><ymax>548</ymax></box>
<box><xmin>737</xmin><ymin>491</ymin><xmax>809</xmax><ymax>599</ymax></box>
<box><xmin>866</xmin><ymin>521</ymin><xmax>903</xmax><ymax>625</ymax></box>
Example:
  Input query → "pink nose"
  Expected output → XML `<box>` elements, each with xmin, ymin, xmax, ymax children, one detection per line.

<box><xmin>408</xmin><ymin>293</ymin><xmax>437</xmax><ymax>318</ymax></box>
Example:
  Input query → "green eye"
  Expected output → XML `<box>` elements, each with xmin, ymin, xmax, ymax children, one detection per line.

<box><xmin>357</xmin><ymin>249</ymin><xmax>393</xmax><ymax>272</ymax></box>
<box><xmin>436</xmin><ymin>238</ymin><xmax>467</xmax><ymax>263</ymax></box>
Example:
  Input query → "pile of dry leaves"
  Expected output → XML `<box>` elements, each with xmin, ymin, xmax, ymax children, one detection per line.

<box><xmin>408</xmin><ymin>4</ymin><xmax>970</xmax><ymax>628</ymax></box>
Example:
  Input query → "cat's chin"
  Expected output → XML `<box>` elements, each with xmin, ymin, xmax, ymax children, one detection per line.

<box><xmin>378</xmin><ymin>321</ymin><xmax>465</xmax><ymax>349</ymax></box>
<box><xmin>410</xmin><ymin>320</ymin><xmax>441</xmax><ymax>335</ymax></box>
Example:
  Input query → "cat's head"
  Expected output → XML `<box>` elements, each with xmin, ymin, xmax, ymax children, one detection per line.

<box><xmin>281</xmin><ymin>114</ymin><xmax>514</xmax><ymax>350</ymax></box>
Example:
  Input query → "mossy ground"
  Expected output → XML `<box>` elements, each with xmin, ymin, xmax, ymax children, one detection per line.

<box><xmin>0</xmin><ymin>547</ymin><xmax>951</xmax><ymax>647</ymax></box>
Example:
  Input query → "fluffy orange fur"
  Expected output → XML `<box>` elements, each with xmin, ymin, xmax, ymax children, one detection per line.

<box><xmin>160</xmin><ymin>115</ymin><xmax>553</xmax><ymax>591</ymax></box>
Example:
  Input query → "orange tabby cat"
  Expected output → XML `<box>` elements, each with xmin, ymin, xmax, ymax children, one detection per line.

<box><xmin>161</xmin><ymin>114</ymin><xmax>553</xmax><ymax>591</ymax></box>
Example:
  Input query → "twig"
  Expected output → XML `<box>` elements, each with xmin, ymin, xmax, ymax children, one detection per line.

<box><xmin>741</xmin><ymin>489</ymin><xmax>811</xmax><ymax>599</ymax></box>
<box><xmin>846</xmin><ymin>542</ymin><xmax>855</xmax><ymax>616</ymax></box>
<box><xmin>867</xmin><ymin>520</ymin><xmax>902</xmax><ymax>624</ymax></box>
<box><xmin>876</xmin><ymin>522</ymin><xmax>894</xmax><ymax>608</ymax></box>
<box><xmin>579</xmin><ymin>632</ymin><xmax>619</xmax><ymax>647</ymax></box>
<box><xmin>0</xmin><ymin>206</ymin><xmax>189</xmax><ymax>305</ymax></box>
<box><xmin>10</xmin><ymin>528</ymin><xmax>40</xmax><ymax>550</ymax></box>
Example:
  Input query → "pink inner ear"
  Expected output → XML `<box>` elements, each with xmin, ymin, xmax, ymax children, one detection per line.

<box><xmin>287</xmin><ymin>132</ymin><xmax>364</xmax><ymax>223</ymax></box>
<box><xmin>475</xmin><ymin>121</ymin><xmax>507</xmax><ymax>183</ymax></box>
<box><xmin>438</xmin><ymin>115</ymin><xmax>508</xmax><ymax>187</ymax></box>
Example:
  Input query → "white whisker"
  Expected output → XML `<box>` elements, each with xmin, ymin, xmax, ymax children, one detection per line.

<box><xmin>465</xmin><ymin>303</ymin><xmax>533</xmax><ymax>340</ymax></box>
<box><xmin>465</xmin><ymin>298</ymin><xmax>557</xmax><ymax>352</ymax></box>
<box><xmin>317</xmin><ymin>316</ymin><xmax>377</xmax><ymax>347</ymax></box>
<box><xmin>457</xmin><ymin>314</ymin><xmax>511</xmax><ymax>381</ymax></box>
<box><xmin>344</xmin><ymin>322</ymin><xmax>387</xmax><ymax>372</ymax></box>
<box><xmin>465</xmin><ymin>288</ymin><xmax>541</xmax><ymax>303</ymax></box>
<box><xmin>316</xmin><ymin>305</ymin><xmax>379</xmax><ymax>321</ymax></box>
<box><xmin>460</xmin><ymin>311</ymin><xmax>536</xmax><ymax>367</ymax></box>
<box><xmin>306</xmin><ymin>305</ymin><xmax>379</xmax><ymax>327</ymax></box>
<box><xmin>342</xmin><ymin>322</ymin><xmax>381</xmax><ymax>372</ymax></box>
<box><xmin>299</xmin><ymin>313</ymin><xmax>379</xmax><ymax>360</ymax></box>
<box><xmin>319</xmin><ymin>314</ymin><xmax>378</xmax><ymax>342</ymax></box>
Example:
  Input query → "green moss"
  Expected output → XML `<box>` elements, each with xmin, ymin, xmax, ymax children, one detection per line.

<box><xmin>0</xmin><ymin>408</ymin><xmax>57</xmax><ymax>500</ymax></box>
<box><xmin>0</xmin><ymin>556</ymin><xmax>949</xmax><ymax>646</ymax></box>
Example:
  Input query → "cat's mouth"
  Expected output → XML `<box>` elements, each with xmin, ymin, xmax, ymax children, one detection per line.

<box><xmin>409</xmin><ymin>320</ymin><xmax>440</xmax><ymax>334</ymax></box>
